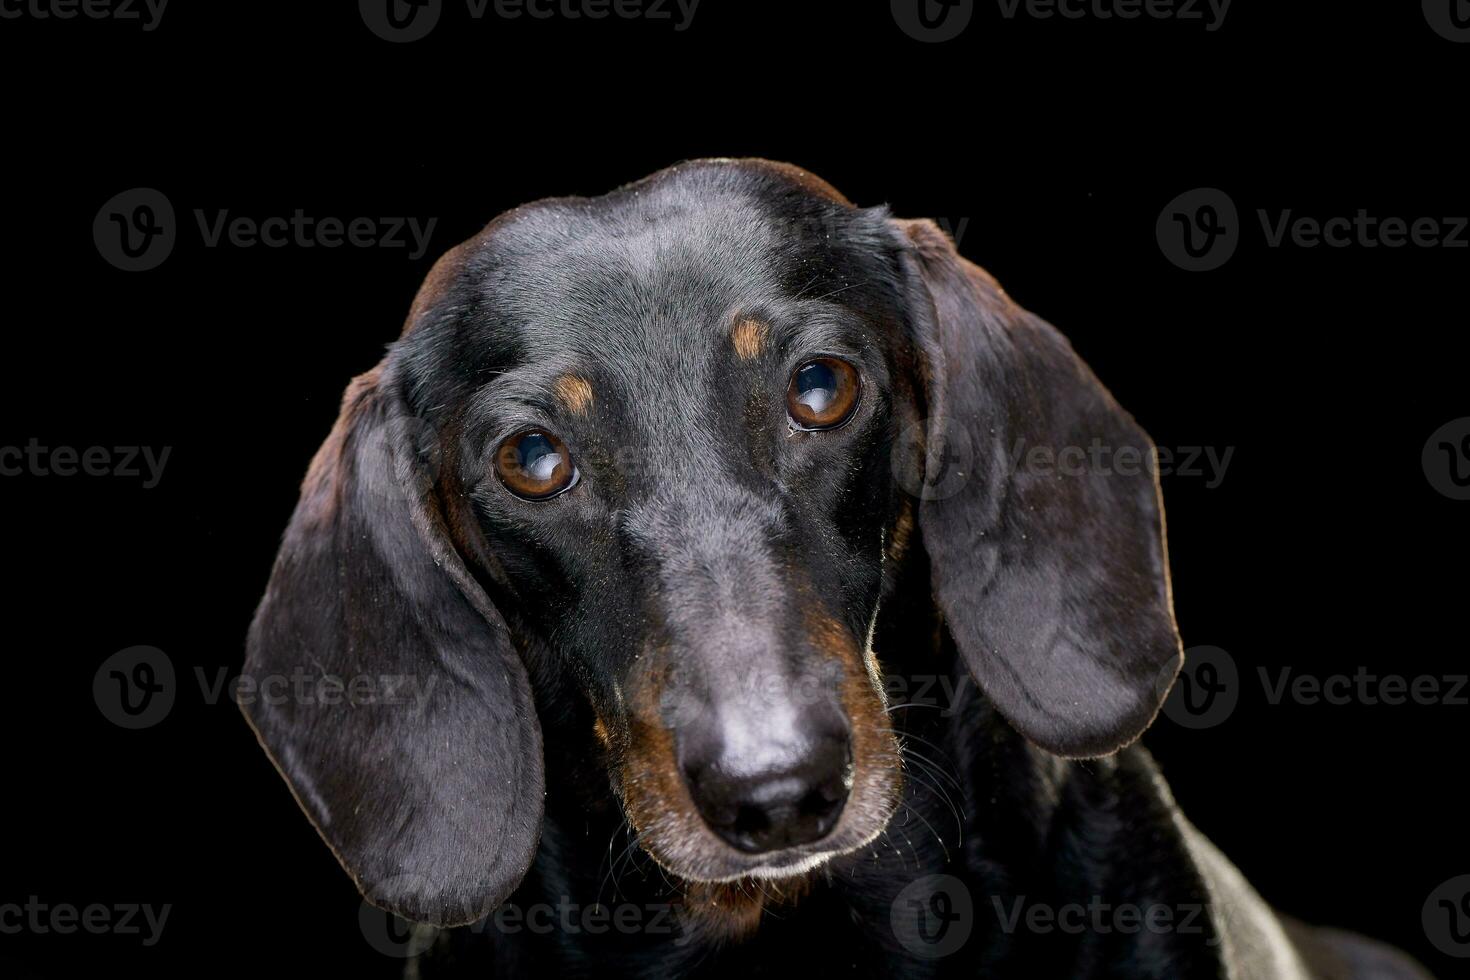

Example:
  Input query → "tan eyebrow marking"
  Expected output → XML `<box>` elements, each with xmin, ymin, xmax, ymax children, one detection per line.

<box><xmin>731</xmin><ymin>317</ymin><xmax>770</xmax><ymax>361</ymax></box>
<box><xmin>553</xmin><ymin>374</ymin><xmax>594</xmax><ymax>416</ymax></box>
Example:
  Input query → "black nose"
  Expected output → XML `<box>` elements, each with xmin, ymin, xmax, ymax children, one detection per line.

<box><xmin>684</xmin><ymin>735</ymin><xmax>852</xmax><ymax>854</ymax></box>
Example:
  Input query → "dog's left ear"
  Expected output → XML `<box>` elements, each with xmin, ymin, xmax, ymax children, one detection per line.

<box><xmin>241</xmin><ymin>362</ymin><xmax>544</xmax><ymax>925</ymax></box>
<box><xmin>893</xmin><ymin>218</ymin><xmax>1183</xmax><ymax>758</ymax></box>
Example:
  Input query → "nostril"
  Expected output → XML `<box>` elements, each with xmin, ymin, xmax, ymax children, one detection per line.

<box><xmin>731</xmin><ymin>802</ymin><xmax>773</xmax><ymax>842</ymax></box>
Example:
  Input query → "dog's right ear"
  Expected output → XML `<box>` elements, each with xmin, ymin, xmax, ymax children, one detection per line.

<box><xmin>892</xmin><ymin>218</ymin><xmax>1183</xmax><ymax>760</ymax></box>
<box><xmin>241</xmin><ymin>362</ymin><xmax>544</xmax><ymax>927</ymax></box>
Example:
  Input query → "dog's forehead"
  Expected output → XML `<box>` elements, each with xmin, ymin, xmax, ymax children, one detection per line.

<box><xmin>466</xmin><ymin>164</ymin><xmax>873</xmax><ymax>334</ymax></box>
<box><xmin>400</xmin><ymin>162</ymin><xmax>898</xmax><ymax>419</ymax></box>
<box><xmin>482</xmin><ymin>187</ymin><xmax>838</xmax><ymax>357</ymax></box>
<box><xmin>515</xmin><ymin>214</ymin><xmax>767</xmax><ymax>347</ymax></box>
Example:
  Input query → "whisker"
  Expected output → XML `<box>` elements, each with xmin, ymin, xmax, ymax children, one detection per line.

<box><xmin>614</xmin><ymin>822</ymin><xmax>658</xmax><ymax>897</ymax></box>
<box><xmin>880</xmin><ymin>730</ymin><xmax>964</xmax><ymax>792</ymax></box>
<box><xmin>896</xmin><ymin>799</ymin><xmax>952</xmax><ymax>864</ymax></box>
<box><xmin>597</xmin><ymin>817</ymin><xmax>636</xmax><ymax>906</ymax></box>
<box><xmin>898</xmin><ymin>751</ymin><xmax>965</xmax><ymax>847</ymax></box>
<box><xmin>888</xmin><ymin>819</ymin><xmax>919</xmax><ymax>871</ymax></box>
<box><xmin>904</xmin><ymin>754</ymin><xmax>964</xmax><ymax>820</ymax></box>
<box><xmin>883</xmin><ymin>701</ymin><xmax>946</xmax><ymax>714</ymax></box>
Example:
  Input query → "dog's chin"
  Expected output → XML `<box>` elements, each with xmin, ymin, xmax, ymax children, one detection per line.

<box><xmin>630</xmin><ymin>815</ymin><xmax>901</xmax><ymax>946</ymax></box>
<box><xmin>637</xmin><ymin>793</ymin><xmax>901</xmax><ymax>887</ymax></box>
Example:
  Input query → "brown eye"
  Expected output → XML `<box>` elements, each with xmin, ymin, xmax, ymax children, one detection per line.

<box><xmin>786</xmin><ymin>357</ymin><xmax>860</xmax><ymax>430</ymax></box>
<box><xmin>494</xmin><ymin>430</ymin><xmax>578</xmax><ymax>500</ymax></box>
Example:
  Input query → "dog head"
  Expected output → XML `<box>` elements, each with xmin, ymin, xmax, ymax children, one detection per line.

<box><xmin>241</xmin><ymin>159</ymin><xmax>1182</xmax><ymax>925</ymax></box>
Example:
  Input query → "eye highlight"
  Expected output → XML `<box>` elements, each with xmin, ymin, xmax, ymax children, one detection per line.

<box><xmin>494</xmin><ymin>430</ymin><xmax>578</xmax><ymax>500</ymax></box>
<box><xmin>787</xmin><ymin>358</ymin><xmax>861</xmax><ymax>430</ymax></box>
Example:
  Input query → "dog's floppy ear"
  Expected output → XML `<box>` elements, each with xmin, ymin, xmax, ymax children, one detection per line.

<box><xmin>241</xmin><ymin>362</ymin><xmax>544</xmax><ymax>926</ymax></box>
<box><xmin>894</xmin><ymin>218</ymin><xmax>1182</xmax><ymax>758</ymax></box>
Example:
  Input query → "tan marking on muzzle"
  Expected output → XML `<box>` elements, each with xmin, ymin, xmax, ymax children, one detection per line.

<box><xmin>806</xmin><ymin>612</ymin><xmax>903</xmax><ymax>825</ymax></box>
<box><xmin>614</xmin><ymin>657</ymin><xmax>712</xmax><ymax>877</ymax></box>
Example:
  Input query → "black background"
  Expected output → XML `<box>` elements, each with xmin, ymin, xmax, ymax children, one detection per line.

<box><xmin>1</xmin><ymin>1</ymin><xmax>1465</xmax><ymax>977</ymax></box>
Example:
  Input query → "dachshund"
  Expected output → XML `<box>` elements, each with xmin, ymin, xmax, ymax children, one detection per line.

<box><xmin>240</xmin><ymin>159</ymin><xmax>1432</xmax><ymax>978</ymax></box>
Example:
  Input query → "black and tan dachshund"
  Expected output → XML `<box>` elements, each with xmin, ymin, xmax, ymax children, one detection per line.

<box><xmin>241</xmin><ymin>159</ymin><xmax>1431</xmax><ymax>978</ymax></box>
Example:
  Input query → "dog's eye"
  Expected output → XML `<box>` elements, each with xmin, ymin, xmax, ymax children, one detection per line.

<box><xmin>787</xmin><ymin>358</ymin><xmax>860</xmax><ymax>430</ymax></box>
<box><xmin>494</xmin><ymin>430</ymin><xmax>578</xmax><ymax>500</ymax></box>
